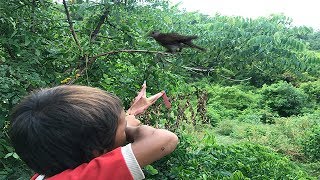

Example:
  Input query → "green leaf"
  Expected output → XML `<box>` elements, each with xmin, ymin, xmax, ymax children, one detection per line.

<box><xmin>4</xmin><ymin>152</ymin><xmax>13</xmax><ymax>159</ymax></box>
<box><xmin>35</xmin><ymin>49</ymin><xmax>41</xmax><ymax>56</ymax></box>
<box><xmin>163</xmin><ymin>16</ymin><xmax>172</xmax><ymax>24</ymax></box>
<box><xmin>12</xmin><ymin>153</ymin><xmax>19</xmax><ymax>159</ymax></box>
<box><xmin>144</xmin><ymin>165</ymin><xmax>159</xmax><ymax>175</ymax></box>
<box><xmin>24</xmin><ymin>36</ymin><xmax>31</xmax><ymax>46</ymax></box>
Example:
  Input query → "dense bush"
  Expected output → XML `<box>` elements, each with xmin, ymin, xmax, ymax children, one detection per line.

<box><xmin>206</xmin><ymin>85</ymin><xmax>260</xmax><ymax>123</ymax></box>
<box><xmin>146</xmin><ymin>129</ymin><xmax>312</xmax><ymax>179</ymax></box>
<box><xmin>224</xmin><ymin>114</ymin><xmax>319</xmax><ymax>160</ymax></box>
<box><xmin>299</xmin><ymin>80</ymin><xmax>320</xmax><ymax>104</ymax></box>
<box><xmin>303</xmin><ymin>125</ymin><xmax>320</xmax><ymax>162</ymax></box>
<box><xmin>207</xmin><ymin>85</ymin><xmax>258</xmax><ymax>111</ymax></box>
<box><xmin>260</xmin><ymin>81</ymin><xmax>308</xmax><ymax>117</ymax></box>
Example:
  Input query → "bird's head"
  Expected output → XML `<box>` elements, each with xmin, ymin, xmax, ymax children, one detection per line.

<box><xmin>148</xmin><ymin>31</ymin><xmax>160</xmax><ymax>38</ymax></box>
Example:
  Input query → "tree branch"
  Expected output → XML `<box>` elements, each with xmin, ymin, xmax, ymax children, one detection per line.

<box><xmin>252</xmin><ymin>63</ymin><xmax>264</xmax><ymax>72</ymax></box>
<box><xmin>62</xmin><ymin>0</ymin><xmax>82</xmax><ymax>51</ymax></box>
<box><xmin>31</xmin><ymin>0</ymin><xmax>36</xmax><ymax>33</ymax></box>
<box><xmin>93</xmin><ymin>49</ymin><xmax>171</xmax><ymax>59</ymax></box>
<box><xmin>106</xmin><ymin>19</ymin><xmax>134</xmax><ymax>39</ymax></box>
<box><xmin>160</xmin><ymin>57</ymin><xmax>215</xmax><ymax>72</ymax></box>
<box><xmin>90</xmin><ymin>7</ymin><xmax>110</xmax><ymax>41</ymax></box>
<box><xmin>219</xmin><ymin>74</ymin><xmax>252</xmax><ymax>82</ymax></box>
<box><xmin>65</xmin><ymin>49</ymin><xmax>171</xmax><ymax>84</ymax></box>
<box><xmin>181</xmin><ymin>66</ymin><xmax>215</xmax><ymax>72</ymax></box>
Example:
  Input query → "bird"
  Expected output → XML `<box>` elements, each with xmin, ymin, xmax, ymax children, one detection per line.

<box><xmin>148</xmin><ymin>31</ymin><xmax>206</xmax><ymax>53</ymax></box>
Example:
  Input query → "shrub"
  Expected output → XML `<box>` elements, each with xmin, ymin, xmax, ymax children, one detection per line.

<box><xmin>303</xmin><ymin>125</ymin><xmax>320</xmax><ymax>162</ymax></box>
<box><xmin>216</xmin><ymin>120</ymin><xmax>235</xmax><ymax>136</ymax></box>
<box><xmin>299</xmin><ymin>80</ymin><xmax>320</xmax><ymax>104</ymax></box>
<box><xmin>238</xmin><ymin>108</ymin><xmax>279</xmax><ymax>124</ymax></box>
<box><xmin>145</xmin><ymin>128</ymin><xmax>313</xmax><ymax>179</ymax></box>
<box><xmin>205</xmin><ymin>85</ymin><xmax>260</xmax><ymax>122</ymax></box>
<box><xmin>207</xmin><ymin>85</ymin><xmax>258</xmax><ymax>111</ymax></box>
<box><xmin>227</xmin><ymin>114</ymin><xmax>319</xmax><ymax>160</ymax></box>
<box><xmin>260</xmin><ymin>81</ymin><xmax>308</xmax><ymax>117</ymax></box>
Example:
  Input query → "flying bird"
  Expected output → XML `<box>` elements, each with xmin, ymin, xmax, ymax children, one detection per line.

<box><xmin>149</xmin><ymin>31</ymin><xmax>206</xmax><ymax>53</ymax></box>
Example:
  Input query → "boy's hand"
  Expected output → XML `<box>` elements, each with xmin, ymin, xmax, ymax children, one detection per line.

<box><xmin>126</xmin><ymin>115</ymin><xmax>141</xmax><ymax>127</ymax></box>
<box><xmin>127</xmin><ymin>81</ymin><xmax>171</xmax><ymax>116</ymax></box>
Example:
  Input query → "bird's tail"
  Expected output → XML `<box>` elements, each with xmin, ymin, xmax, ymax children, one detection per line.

<box><xmin>187</xmin><ymin>35</ymin><xmax>198</xmax><ymax>40</ymax></box>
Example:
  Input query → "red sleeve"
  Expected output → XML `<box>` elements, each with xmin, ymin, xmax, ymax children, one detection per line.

<box><xmin>32</xmin><ymin>147</ymin><xmax>133</xmax><ymax>180</ymax></box>
<box><xmin>30</xmin><ymin>174</ymin><xmax>38</xmax><ymax>180</ymax></box>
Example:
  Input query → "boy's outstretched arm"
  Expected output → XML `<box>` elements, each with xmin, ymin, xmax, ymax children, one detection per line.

<box><xmin>125</xmin><ymin>125</ymin><xmax>178</xmax><ymax>167</ymax></box>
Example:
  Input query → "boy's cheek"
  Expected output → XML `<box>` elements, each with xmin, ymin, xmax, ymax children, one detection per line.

<box><xmin>113</xmin><ymin>132</ymin><xmax>127</xmax><ymax>148</ymax></box>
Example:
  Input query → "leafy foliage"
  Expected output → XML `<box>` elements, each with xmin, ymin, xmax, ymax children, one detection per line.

<box><xmin>303</xmin><ymin>125</ymin><xmax>320</xmax><ymax>162</ymax></box>
<box><xmin>0</xmin><ymin>0</ymin><xmax>320</xmax><ymax>178</ymax></box>
<box><xmin>146</xmin><ymin>128</ymin><xmax>312</xmax><ymax>179</ymax></box>
<box><xmin>205</xmin><ymin>84</ymin><xmax>260</xmax><ymax>123</ymax></box>
<box><xmin>299</xmin><ymin>80</ymin><xmax>320</xmax><ymax>104</ymax></box>
<box><xmin>216</xmin><ymin>113</ymin><xmax>319</xmax><ymax>160</ymax></box>
<box><xmin>260</xmin><ymin>81</ymin><xmax>308</xmax><ymax>117</ymax></box>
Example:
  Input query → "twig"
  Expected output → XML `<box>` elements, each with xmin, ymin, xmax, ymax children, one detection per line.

<box><xmin>219</xmin><ymin>74</ymin><xmax>252</xmax><ymax>82</ymax></box>
<box><xmin>252</xmin><ymin>63</ymin><xmax>264</xmax><ymax>72</ymax></box>
<box><xmin>182</xmin><ymin>66</ymin><xmax>215</xmax><ymax>72</ymax></box>
<box><xmin>62</xmin><ymin>0</ymin><xmax>82</xmax><ymax>52</ymax></box>
<box><xmin>96</xmin><ymin>35</ymin><xmax>114</xmax><ymax>39</ymax></box>
<box><xmin>90</xmin><ymin>7</ymin><xmax>110</xmax><ymax>41</ymax></box>
<box><xmin>92</xmin><ymin>49</ymin><xmax>171</xmax><ymax>59</ymax></box>
<box><xmin>106</xmin><ymin>20</ymin><xmax>134</xmax><ymax>39</ymax></box>
<box><xmin>161</xmin><ymin>58</ymin><xmax>215</xmax><ymax>72</ymax></box>
<box><xmin>31</xmin><ymin>0</ymin><xmax>36</xmax><ymax>32</ymax></box>
<box><xmin>66</xmin><ymin>49</ymin><xmax>171</xmax><ymax>84</ymax></box>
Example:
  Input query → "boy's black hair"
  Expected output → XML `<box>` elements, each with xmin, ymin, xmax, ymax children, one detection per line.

<box><xmin>9</xmin><ymin>85</ymin><xmax>123</xmax><ymax>177</ymax></box>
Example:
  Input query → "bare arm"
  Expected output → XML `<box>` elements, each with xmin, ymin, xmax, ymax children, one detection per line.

<box><xmin>125</xmin><ymin>125</ymin><xmax>178</xmax><ymax>168</ymax></box>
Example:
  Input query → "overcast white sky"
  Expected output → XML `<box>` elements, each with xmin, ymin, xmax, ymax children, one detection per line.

<box><xmin>170</xmin><ymin>0</ymin><xmax>320</xmax><ymax>30</ymax></box>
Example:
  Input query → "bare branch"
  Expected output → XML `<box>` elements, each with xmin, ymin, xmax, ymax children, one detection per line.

<box><xmin>62</xmin><ymin>0</ymin><xmax>82</xmax><ymax>51</ymax></box>
<box><xmin>182</xmin><ymin>66</ymin><xmax>214</xmax><ymax>72</ymax></box>
<box><xmin>219</xmin><ymin>74</ymin><xmax>252</xmax><ymax>82</ymax></box>
<box><xmin>160</xmin><ymin>58</ymin><xmax>215</xmax><ymax>72</ymax></box>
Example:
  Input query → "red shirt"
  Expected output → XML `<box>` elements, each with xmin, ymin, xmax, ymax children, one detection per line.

<box><xmin>31</xmin><ymin>147</ymin><xmax>135</xmax><ymax>180</ymax></box>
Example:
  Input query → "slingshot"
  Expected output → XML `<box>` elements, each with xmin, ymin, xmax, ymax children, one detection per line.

<box><xmin>127</xmin><ymin>81</ymin><xmax>171</xmax><ymax>116</ymax></box>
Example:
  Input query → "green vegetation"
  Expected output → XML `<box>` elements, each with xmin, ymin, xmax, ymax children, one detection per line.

<box><xmin>303</xmin><ymin>125</ymin><xmax>320</xmax><ymax>162</ymax></box>
<box><xmin>260</xmin><ymin>81</ymin><xmax>308</xmax><ymax>117</ymax></box>
<box><xmin>1</xmin><ymin>0</ymin><xmax>319</xmax><ymax>179</ymax></box>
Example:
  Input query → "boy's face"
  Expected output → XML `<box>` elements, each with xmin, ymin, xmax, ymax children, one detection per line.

<box><xmin>113</xmin><ymin>110</ymin><xmax>127</xmax><ymax>149</ymax></box>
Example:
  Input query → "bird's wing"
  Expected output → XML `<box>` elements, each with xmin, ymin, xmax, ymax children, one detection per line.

<box><xmin>170</xmin><ymin>33</ymin><xmax>198</xmax><ymax>42</ymax></box>
<box><xmin>156</xmin><ymin>33</ymin><xmax>198</xmax><ymax>44</ymax></box>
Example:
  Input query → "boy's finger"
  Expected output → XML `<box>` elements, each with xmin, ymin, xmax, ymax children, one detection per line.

<box><xmin>147</xmin><ymin>92</ymin><xmax>164</xmax><ymax>104</ymax></box>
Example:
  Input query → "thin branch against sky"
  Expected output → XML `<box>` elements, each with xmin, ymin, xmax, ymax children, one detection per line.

<box><xmin>170</xmin><ymin>0</ymin><xmax>320</xmax><ymax>30</ymax></box>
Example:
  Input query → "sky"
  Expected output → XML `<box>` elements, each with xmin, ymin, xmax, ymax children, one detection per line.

<box><xmin>170</xmin><ymin>0</ymin><xmax>320</xmax><ymax>30</ymax></box>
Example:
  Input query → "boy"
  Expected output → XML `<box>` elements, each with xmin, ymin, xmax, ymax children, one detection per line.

<box><xmin>9</xmin><ymin>85</ymin><xmax>178</xmax><ymax>179</ymax></box>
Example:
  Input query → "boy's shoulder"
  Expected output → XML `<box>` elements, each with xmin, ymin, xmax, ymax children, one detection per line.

<box><xmin>31</xmin><ymin>145</ymin><xmax>145</xmax><ymax>180</ymax></box>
